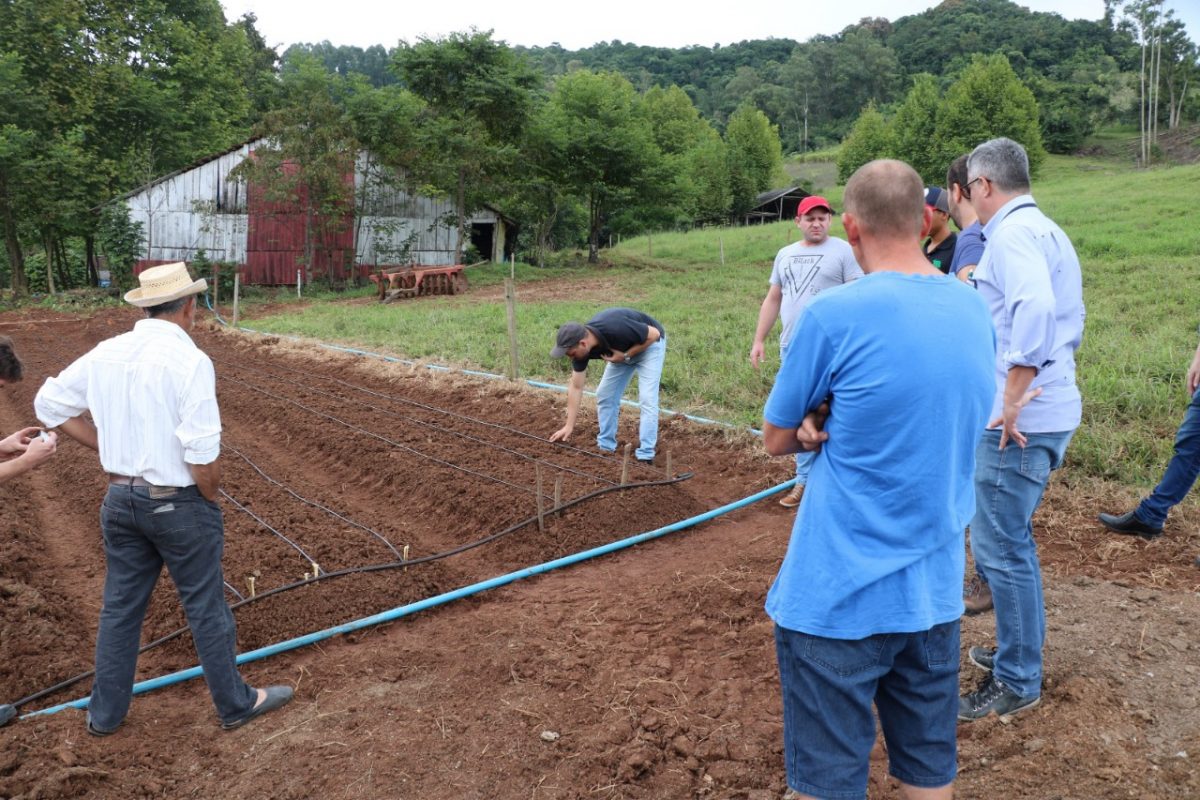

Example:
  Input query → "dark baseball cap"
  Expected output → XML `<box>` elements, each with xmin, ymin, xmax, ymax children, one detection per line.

<box><xmin>551</xmin><ymin>322</ymin><xmax>588</xmax><ymax>358</ymax></box>
<box><xmin>925</xmin><ymin>186</ymin><xmax>949</xmax><ymax>214</ymax></box>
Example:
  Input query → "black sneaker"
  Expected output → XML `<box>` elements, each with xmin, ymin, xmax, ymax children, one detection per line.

<box><xmin>968</xmin><ymin>646</ymin><xmax>995</xmax><ymax>672</ymax></box>
<box><xmin>958</xmin><ymin>674</ymin><xmax>1040</xmax><ymax>721</ymax></box>
<box><xmin>1097</xmin><ymin>510</ymin><xmax>1162</xmax><ymax>540</ymax></box>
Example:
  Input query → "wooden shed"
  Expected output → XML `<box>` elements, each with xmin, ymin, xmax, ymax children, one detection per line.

<box><xmin>742</xmin><ymin>186</ymin><xmax>812</xmax><ymax>225</ymax></box>
<box><xmin>116</xmin><ymin>139</ymin><xmax>511</xmax><ymax>284</ymax></box>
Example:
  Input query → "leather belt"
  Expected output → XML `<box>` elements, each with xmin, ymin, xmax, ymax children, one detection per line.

<box><xmin>108</xmin><ymin>473</ymin><xmax>153</xmax><ymax>487</ymax></box>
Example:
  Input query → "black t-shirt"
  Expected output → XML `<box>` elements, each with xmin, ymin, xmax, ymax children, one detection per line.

<box><xmin>924</xmin><ymin>231</ymin><xmax>957</xmax><ymax>274</ymax></box>
<box><xmin>571</xmin><ymin>308</ymin><xmax>666</xmax><ymax>372</ymax></box>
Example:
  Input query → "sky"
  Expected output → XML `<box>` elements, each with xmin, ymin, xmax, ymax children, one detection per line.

<box><xmin>219</xmin><ymin>0</ymin><xmax>1199</xmax><ymax>52</ymax></box>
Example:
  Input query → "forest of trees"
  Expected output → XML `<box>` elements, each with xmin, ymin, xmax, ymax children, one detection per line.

<box><xmin>0</xmin><ymin>0</ymin><xmax>1195</xmax><ymax>292</ymax></box>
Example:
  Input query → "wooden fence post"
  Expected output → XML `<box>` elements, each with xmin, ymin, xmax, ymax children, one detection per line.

<box><xmin>232</xmin><ymin>270</ymin><xmax>240</xmax><ymax>328</ymax></box>
<box><xmin>504</xmin><ymin>278</ymin><xmax>519</xmax><ymax>381</ymax></box>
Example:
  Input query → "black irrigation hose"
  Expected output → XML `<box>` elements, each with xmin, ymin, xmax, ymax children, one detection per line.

<box><xmin>223</xmin><ymin>443</ymin><xmax>403</xmax><ymax>560</ymax></box>
<box><xmin>223</xmin><ymin>361</ymin><xmax>619</xmax><ymax>487</ymax></box>
<box><xmin>6</xmin><ymin>471</ymin><xmax>693</xmax><ymax>713</ymax></box>
<box><xmin>225</xmin><ymin>374</ymin><xmax>552</xmax><ymax>498</ymax></box>
<box><xmin>226</xmin><ymin>356</ymin><xmax>630</xmax><ymax>466</ymax></box>
<box><xmin>220</xmin><ymin>488</ymin><xmax>323</xmax><ymax>574</ymax></box>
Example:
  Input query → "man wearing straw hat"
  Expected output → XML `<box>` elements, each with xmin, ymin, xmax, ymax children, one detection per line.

<box><xmin>34</xmin><ymin>262</ymin><xmax>292</xmax><ymax>736</ymax></box>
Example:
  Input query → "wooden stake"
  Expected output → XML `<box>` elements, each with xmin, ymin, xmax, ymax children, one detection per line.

<box><xmin>535</xmin><ymin>463</ymin><xmax>545</xmax><ymax>532</ymax></box>
<box><xmin>665</xmin><ymin>449</ymin><xmax>672</xmax><ymax>478</ymax></box>
<box><xmin>402</xmin><ymin>543</ymin><xmax>410</xmax><ymax>572</ymax></box>
<box><xmin>504</xmin><ymin>278</ymin><xmax>519</xmax><ymax>381</ymax></box>
<box><xmin>232</xmin><ymin>270</ymin><xmax>240</xmax><ymax>328</ymax></box>
<box><xmin>246</xmin><ymin>576</ymin><xmax>256</xmax><ymax>598</ymax></box>
<box><xmin>553</xmin><ymin>474</ymin><xmax>563</xmax><ymax>510</ymax></box>
<box><xmin>621</xmin><ymin>443</ymin><xmax>632</xmax><ymax>485</ymax></box>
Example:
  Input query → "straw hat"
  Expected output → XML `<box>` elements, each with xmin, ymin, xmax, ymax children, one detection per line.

<box><xmin>123</xmin><ymin>262</ymin><xmax>208</xmax><ymax>308</ymax></box>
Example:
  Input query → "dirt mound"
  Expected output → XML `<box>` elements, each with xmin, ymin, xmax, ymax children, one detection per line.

<box><xmin>0</xmin><ymin>307</ymin><xmax>1197</xmax><ymax>799</ymax></box>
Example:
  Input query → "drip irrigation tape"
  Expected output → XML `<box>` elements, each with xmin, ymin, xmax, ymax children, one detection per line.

<box><xmin>20</xmin><ymin>475</ymin><xmax>793</xmax><ymax>723</ymax></box>
<box><xmin>227</xmin><ymin>354</ymin><xmax>628</xmax><ymax>466</ymax></box>
<box><xmin>220</xmin><ymin>489</ymin><xmax>322</xmax><ymax>573</ymax></box>
<box><xmin>226</xmin><ymin>374</ymin><xmax>558</xmax><ymax>498</ymax></box>
<box><xmin>223</xmin><ymin>444</ymin><xmax>402</xmax><ymax>559</ymax></box>
<box><xmin>221</xmin><ymin>361</ymin><xmax>619</xmax><ymax>486</ymax></box>
<box><xmin>202</xmin><ymin>293</ymin><xmax>762</xmax><ymax>437</ymax></box>
<box><xmin>5</xmin><ymin>472</ymin><xmax>699</xmax><ymax>713</ymax></box>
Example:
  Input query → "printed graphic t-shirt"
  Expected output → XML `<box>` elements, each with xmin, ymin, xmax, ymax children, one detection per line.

<box><xmin>769</xmin><ymin>237</ymin><xmax>862</xmax><ymax>347</ymax></box>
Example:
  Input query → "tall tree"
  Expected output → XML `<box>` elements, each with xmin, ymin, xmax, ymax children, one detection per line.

<box><xmin>393</xmin><ymin>30</ymin><xmax>540</xmax><ymax>263</ymax></box>
<box><xmin>836</xmin><ymin>102</ymin><xmax>893</xmax><ymax>183</ymax></box>
<box><xmin>542</xmin><ymin>70</ymin><xmax>662</xmax><ymax>262</ymax></box>
<box><xmin>889</xmin><ymin>74</ymin><xmax>942</xmax><ymax>183</ymax></box>
<box><xmin>231</xmin><ymin>55</ymin><xmax>360</xmax><ymax>284</ymax></box>
<box><xmin>933</xmin><ymin>54</ymin><xmax>1046</xmax><ymax>176</ymax></box>
<box><xmin>724</xmin><ymin>103</ymin><xmax>784</xmax><ymax>218</ymax></box>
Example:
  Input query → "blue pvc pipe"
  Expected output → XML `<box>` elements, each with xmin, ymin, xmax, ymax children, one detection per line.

<box><xmin>24</xmin><ymin>477</ymin><xmax>794</xmax><ymax>720</ymax></box>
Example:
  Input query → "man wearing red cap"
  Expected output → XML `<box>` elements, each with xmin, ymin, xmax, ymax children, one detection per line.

<box><xmin>751</xmin><ymin>195</ymin><xmax>862</xmax><ymax>508</ymax></box>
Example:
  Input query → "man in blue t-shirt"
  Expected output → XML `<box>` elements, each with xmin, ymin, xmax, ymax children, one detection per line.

<box><xmin>947</xmin><ymin>154</ymin><xmax>986</xmax><ymax>285</ymax></box>
<box><xmin>761</xmin><ymin>160</ymin><xmax>995</xmax><ymax>800</ymax></box>
<box><xmin>549</xmin><ymin>308</ymin><xmax>667</xmax><ymax>462</ymax></box>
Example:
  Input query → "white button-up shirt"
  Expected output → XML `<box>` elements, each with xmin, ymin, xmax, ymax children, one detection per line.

<box><xmin>34</xmin><ymin>318</ymin><xmax>221</xmax><ymax>487</ymax></box>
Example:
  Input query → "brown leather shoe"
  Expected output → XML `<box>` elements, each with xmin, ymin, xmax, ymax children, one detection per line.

<box><xmin>963</xmin><ymin>576</ymin><xmax>993</xmax><ymax>616</ymax></box>
<box><xmin>779</xmin><ymin>484</ymin><xmax>805</xmax><ymax>508</ymax></box>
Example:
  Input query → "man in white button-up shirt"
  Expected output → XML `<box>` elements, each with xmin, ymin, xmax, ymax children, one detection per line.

<box><xmin>35</xmin><ymin>262</ymin><xmax>292</xmax><ymax>736</ymax></box>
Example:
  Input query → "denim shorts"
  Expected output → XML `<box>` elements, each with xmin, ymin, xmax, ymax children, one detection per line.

<box><xmin>774</xmin><ymin>621</ymin><xmax>960</xmax><ymax>799</ymax></box>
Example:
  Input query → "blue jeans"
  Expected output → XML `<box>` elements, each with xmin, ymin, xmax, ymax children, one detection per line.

<box><xmin>88</xmin><ymin>485</ymin><xmax>256</xmax><ymax>731</ymax></box>
<box><xmin>595</xmin><ymin>337</ymin><xmax>666</xmax><ymax>461</ymax></box>
<box><xmin>969</xmin><ymin>429</ymin><xmax>1074</xmax><ymax>698</ymax></box>
<box><xmin>774</xmin><ymin>622</ymin><xmax>960</xmax><ymax>798</ymax></box>
<box><xmin>1136</xmin><ymin>387</ymin><xmax>1200</xmax><ymax>527</ymax></box>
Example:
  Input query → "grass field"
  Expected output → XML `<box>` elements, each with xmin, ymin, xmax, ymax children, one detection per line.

<box><xmin>239</xmin><ymin>151</ymin><xmax>1200</xmax><ymax>487</ymax></box>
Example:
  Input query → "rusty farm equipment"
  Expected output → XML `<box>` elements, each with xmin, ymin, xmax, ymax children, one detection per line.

<box><xmin>369</xmin><ymin>265</ymin><xmax>468</xmax><ymax>303</ymax></box>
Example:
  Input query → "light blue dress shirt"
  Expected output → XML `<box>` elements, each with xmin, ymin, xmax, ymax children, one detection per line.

<box><xmin>973</xmin><ymin>194</ymin><xmax>1085</xmax><ymax>432</ymax></box>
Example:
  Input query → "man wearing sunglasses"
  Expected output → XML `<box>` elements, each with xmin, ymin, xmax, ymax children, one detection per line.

<box><xmin>957</xmin><ymin>138</ymin><xmax>1085</xmax><ymax>722</ymax></box>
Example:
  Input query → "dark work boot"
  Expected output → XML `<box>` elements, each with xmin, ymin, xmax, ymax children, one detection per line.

<box><xmin>1098</xmin><ymin>510</ymin><xmax>1163</xmax><ymax>540</ymax></box>
<box><xmin>963</xmin><ymin>576</ymin><xmax>993</xmax><ymax>616</ymax></box>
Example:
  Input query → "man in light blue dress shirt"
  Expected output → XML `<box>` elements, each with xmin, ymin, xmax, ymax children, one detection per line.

<box><xmin>957</xmin><ymin>138</ymin><xmax>1085</xmax><ymax>721</ymax></box>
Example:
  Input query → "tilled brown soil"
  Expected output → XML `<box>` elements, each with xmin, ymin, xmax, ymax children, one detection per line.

<box><xmin>0</xmin><ymin>306</ymin><xmax>1197</xmax><ymax>799</ymax></box>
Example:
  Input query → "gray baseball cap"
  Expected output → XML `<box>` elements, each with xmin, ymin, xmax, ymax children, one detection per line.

<box><xmin>551</xmin><ymin>322</ymin><xmax>588</xmax><ymax>358</ymax></box>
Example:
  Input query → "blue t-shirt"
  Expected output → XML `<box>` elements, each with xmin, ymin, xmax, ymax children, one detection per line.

<box><xmin>949</xmin><ymin>221</ymin><xmax>984</xmax><ymax>276</ymax></box>
<box><xmin>762</xmin><ymin>272</ymin><xmax>996</xmax><ymax>638</ymax></box>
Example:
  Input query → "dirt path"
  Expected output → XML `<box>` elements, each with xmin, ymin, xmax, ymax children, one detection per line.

<box><xmin>0</xmin><ymin>307</ymin><xmax>1197</xmax><ymax>799</ymax></box>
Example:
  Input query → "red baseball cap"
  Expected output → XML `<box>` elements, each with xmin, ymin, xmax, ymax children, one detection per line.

<box><xmin>796</xmin><ymin>195</ymin><xmax>834</xmax><ymax>217</ymax></box>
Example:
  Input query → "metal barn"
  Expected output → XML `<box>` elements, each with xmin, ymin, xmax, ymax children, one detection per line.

<box><xmin>117</xmin><ymin>139</ymin><xmax>511</xmax><ymax>284</ymax></box>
